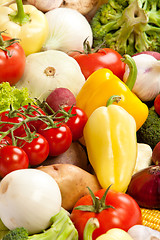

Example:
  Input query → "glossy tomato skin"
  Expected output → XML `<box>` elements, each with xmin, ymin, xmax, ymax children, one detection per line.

<box><xmin>19</xmin><ymin>105</ymin><xmax>46</xmax><ymax>131</ymax></box>
<box><xmin>70</xmin><ymin>189</ymin><xmax>142</xmax><ymax>240</ymax></box>
<box><xmin>154</xmin><ymin>94</ymin><xmax>160</xmax><ymax>116</ymax></box>
<box><xmin>70</xmin><ymin>48</ymin><xmax>125</xmax><ymax>80</ymax></box>
<box><xmin>0</xmin><ymin>135</ymin><xmax>12</xmax><ymax>149</ymax></box>
<box><xmin>59</xmin><ymin>106</ymin><xmax>88</xmax><ymax>141</ymax></box>
<box><xmin>0</xmin><ymin>111</ymin><xmax>27</xmax><ymax>138</ymax></box>
<box><xmin>0</xmin><ymin>35</ymin><xmax>26</xmax><ymax>86</ymax></box>
<box><xmin>38</xmin><ymin>122</ymin><xmax>72</xmax><ymax>156</ymax></box>
<box><xmin>17</xmin><ymin>133</ymin><xmax>49</xmax><ymax>166</ymax></box>
<box><xmin>0</xmin><ymin>145</ymin><xmax>29</xmax><ymax>178</ymax></box>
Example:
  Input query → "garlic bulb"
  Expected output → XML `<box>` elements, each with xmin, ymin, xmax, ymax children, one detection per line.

<box><xmin>123</xmin><ymin>54</ymin><xmax>160</xmax><ymax>102</ymax></box>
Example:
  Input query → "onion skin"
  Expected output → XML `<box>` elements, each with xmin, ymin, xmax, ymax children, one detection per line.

<box><xmin>127</xmin><ymin>165</ymin><xmax>160</xmax><ymax>209</ymax></box>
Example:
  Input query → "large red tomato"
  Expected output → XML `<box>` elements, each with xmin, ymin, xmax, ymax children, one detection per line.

<box><xmin>0</xmin><ymin>34</ymin><xmax>26</xmax><ymax>85</ymax></box>
<box><xmin>70</xmin><ymin>188</ymin><xmax>142</xmax><ymax>240</ymax></box>
<box><xmin>70</xmin><ymin>48</ymin><xmax>125</xmax><ymax>80</ymax></box>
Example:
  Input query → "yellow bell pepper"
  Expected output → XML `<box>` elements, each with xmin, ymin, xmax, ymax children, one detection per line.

<box><xmin>83</xmin><ymin>95</ymin><xmax>137</xmax><ymax>192</ymax></box>
<box><xmin>76</xmin><ymin>55</ymin><xmax>148</xmax><ymax>131</ymax></box>
<box><xmin>0</xmin><ymin>0</ymin><xmax>49</xmax><ymax>56</ymax></box>
<box><xmin>96</xmin><ymin>228</ymin><xmax>134</xmax><ymax>240</ymax></box>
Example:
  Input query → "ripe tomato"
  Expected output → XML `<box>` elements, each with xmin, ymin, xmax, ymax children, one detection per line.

<box><xmin>38</xmin><ymin>122</ymin><xmax>72</xmax><ymax>156</ymax></box>
<box><xmin>0</xmin><ymin>135</ymin><xmax>12</xmax><ymax>149</ymax></box>
<box><xmin>19</xmin><ymin>104</ymin><xmax>46</xmax><ymax>131</ymax></box>
<box><xmin>154</xmin><ymin>94</ymin><xmax>160</xmax><ymax>116</ymax></box>
<box><xmin>0</xmin><ymin>111</ymin><xmax>26</xmax><ymax>138</ymax></box>
<box><xmin>58</xmin><ymin>106</ymin><xmax>88</xmax><ymax>141</ymax></box>
<box><xmin>70</xmin><ymin>188</ymin><xmax>142</xmax><ymax>240</ymax></box>
<box><xmin>17</xmin><ymin>133</ymin><xmax>49</xmax><ymax>166</ymax></box>
<box><xmin>0</xmin><ymin>145</ymin><xmax>29</xmax><ymax>178</ymax></box>
<box><xmin>70</xmin><ymin>48</ymin><xmax>125</xmax><ymax>80</ymax></box>
<box><xmin>0</xmin><ymin>34</ymin><xmax>26</xmax><ymax>86</ymax></box>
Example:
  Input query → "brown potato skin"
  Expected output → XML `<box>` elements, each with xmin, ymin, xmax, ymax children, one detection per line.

<box><xmin>37</xmin><ymin>164</ymin><xmax>102</xmax><ymax>211</ymax></box>
<box><xmin>41</xmin><ymin>142</ymin><xmax>90</xmax><ymax>171</ymax></box>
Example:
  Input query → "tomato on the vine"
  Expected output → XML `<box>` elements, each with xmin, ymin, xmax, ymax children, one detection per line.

<box><xmin>17</xmin><ymin>133</ymin><xmax>49</xmax><ymax>166</ymax></box>
<box><xmin>19</xmin><ymin>104</ymin><xmax>46</xmax><ymax>131</ymax></box>
<box><xmin>0</xmin><ymin>34</ymin><xmax>26</xmax><ymax>86</ymax></box>
<box><xmin>69</xmin><ymin>48</ymin><xmax>125</xmax><ymax>80</ymax></box>
<box><xmin>0</xmin><ymin>145</ymin><xmax>29</xmax><ymax>178</ymax></box>
<box><xmin>0</xmin><ymin>111</ymin><xmax>27</xmax><ymax>138</ymax></box>
<box><xmin>0</xmin><ymin>134</ymin><xmax>12</xmax><ymax>149</ymax></box>
<box><xmin>58</xmin><ymin>106</ymin><xmax>88</xmax><ymax>141</ymax></box>
<box><xmin>38</xmin><ymin>122</ymin><xmax>72</xmax><ymax>156</ymax></box>
<box><xmin>70</xmin><ymin>188</ymin><xmax>142</xmax><ymax>240</ymax></box>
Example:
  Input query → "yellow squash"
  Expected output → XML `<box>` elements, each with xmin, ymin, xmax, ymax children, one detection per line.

<box><xmin>0</xmin><ymin>0</ymin><xmax>49</xmax><ymax>55</ymax></box>
<box><xmin>83</xmin><ymin>96</ymin><xmax>137</xmax><ymax>192</ymax></box>
<box><xmin>76</xmin><ymin>55</ymin><xmax>148</xmax><ymax>131</ymax></box>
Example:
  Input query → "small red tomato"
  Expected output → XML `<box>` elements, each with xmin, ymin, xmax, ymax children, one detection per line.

<box><xmin>60</xmin><ymin>106</ymin><xmax>88</xmax><ymax>141</ymax></box>
<box><xmin>154</xmin><ymin>94</ymin><xmax>160</xmax><ymax>116</ymax></box>
<box><xmin>0</xmin><ymin>135</ymin><xmax>12</xmax><ymax>149</ymax></box>
<box><xmin>19</xmin><ymin>104</ymin><xmax>46</xmax><ymax>131</ymax></box>
<box><xmin>0</xmin><ymin>145</ymin><xmax>29</xmax><ymax>178</ymax></box>
<box><xmin>38</xmin><ymin>122</ymin><xmax>72</xmax><ymax>156</ymax></box>
<box><xmin>0</xmin><ymin>34</ymin><xmax>26</xmax><ymax>86</ymax></box>
<box><xmin>17</xmin><ymin>133</ymin><xmax>49</xmax><ymax>166</ymax></box>
<box><xmin>0</xmin><ymin>111</ymin><xmax>26</xmax><ymax>138</ymax></box>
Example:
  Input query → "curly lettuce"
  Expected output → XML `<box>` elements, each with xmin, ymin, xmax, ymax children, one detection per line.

<box><xmin>0</xmin><ymin>82</ymin><xmax>34</xmax><ymax>113</ymax></box>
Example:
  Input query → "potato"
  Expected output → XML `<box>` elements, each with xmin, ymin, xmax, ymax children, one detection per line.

<box><xmin>37</xmin><ymin>164</ymin><xmax>102</xmax><ymax>211</ymax></box>
<box><xmin>41</xmin><ymin>142</ymin><xmax>90</xmax><ymax>171</ymax></box>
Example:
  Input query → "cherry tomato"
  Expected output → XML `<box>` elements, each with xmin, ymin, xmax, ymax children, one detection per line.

<box><xmin>0</xmin><ymin>34</ymin><xmax>26</xmax><ymax>85</ymax></box>
<box><xmin>70</xmin><ymin>188</ymin><xmax>142</xmax><ymax>240</ymax></box>
<box><xmin>58</xmin><ymin>106</ymin><xmax>88</xmax><ymax>141</ymax></box>
<box><xmin>0</xmin><ymin>135</ymin><xmax>12</xmax><ymax>149</ymax></box>
<box><xmin>38</xmin><ymin>122</ymin><xmax>72</xmax><ymax>156</ymax></box>
<box><xmin>0</xmin><ymin>111</ymin><xmax>27</xmax><ymax>138</ymax></box>
<box><xmin>70</xmin><ymin>48</ymin><xmax>125</xmax><ymax>80</ymax></box>
<box><xmin>0</xmin><ymin>145</ymin><xmax>29</xmax><ymax>178</ymax></box>
<box><xmin>19</xmin><ymin>104</ymin><xmax>46</xmax><ymax>131</ymax></box>
<box><xmin>154</xmin><ymin>94</ymin><xmax>160</xmax><ymax>116</ymax></box>
<box><xmin>17</xmin><ymin>133</ymin><xmax>49</xmax><ymax>166</ymax></box>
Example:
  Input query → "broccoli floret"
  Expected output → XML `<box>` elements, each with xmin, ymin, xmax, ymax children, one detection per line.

<box><xmin>91</xmin><ymin>0</ymin><xmax>160</xmax><ymax>55</ymax></box>
<box><xmin>2</xmin><ymin>227</ymin><xmax>28</xmax><ymax>240</ymax></box>
<box><xmin>137</xmin><ymin>108</ymin><xmax>160</xmax><ymax>149</ymax></box>
<box><xmin>2</xmin><ymin>209</ymin><xmax>78</xmax><ymax>240</ymax></box>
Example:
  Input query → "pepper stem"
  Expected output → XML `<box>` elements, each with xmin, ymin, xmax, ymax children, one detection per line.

<box><xmin>106</xmin><ymin>95</ymin><xmax>121</xmax><ymax>107</ymax></box>
<box><xmin>9</xmin><ymin>0</ymin><xmax>30</xmax><ymax>26</ymax></box>
<box><xmin>83</xmin><ymin>218</ymin><xmax>99</xmax><ymax>240</ymax></box>
<box><xmin>122</xmin><ymin>54</ymin><xmax>137</xmax><ymax>91</ymax></box>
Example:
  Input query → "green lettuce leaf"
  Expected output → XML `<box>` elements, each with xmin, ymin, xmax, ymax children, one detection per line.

<box><xmin>0</xmin><ymin>82</ymin><xmax>34</xmax><ymax>113</ymax></box>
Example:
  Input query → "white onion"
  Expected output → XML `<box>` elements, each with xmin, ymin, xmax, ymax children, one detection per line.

<box><xmin>0</xmin><ymin>169</ymin><xmax>62</xmax><ymax>234</ymax></box>
<box><xmin>42</xmin><ymin>8</ymin><xmax>93</xmax><ymax>53</ymax></box>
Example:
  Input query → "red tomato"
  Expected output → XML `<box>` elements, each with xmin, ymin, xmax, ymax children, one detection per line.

<box><xmin>0</xmin><ymin>135</ymin><xmax>12</xmax><ymax>149</ymax></box>
<box><xmin>154</xmin><ymin>94</ymin><xmax>160</xmax><ymax>116</ymax></box>
<box><xmin>0</xmin><ymin>35</ymin><xmax>25</xmax><ymax>85</ymax></box>
<box><xmin>0</xmin><ymin>145</ymin><xmax>29</xmax><ymax>178</ymax></box>
<box><xmin>58</xmin><ymin>106</ymin><xmax>88</xmax><ymax>141</ymax></box>
<box><xmin>19</xmin><ymin>105</ymin><xmax>46</xmax><ymax>131</ymax></box>
<box><xmin>0</xmin><ymin>111</ymin><xmax>27</xmax><ymax>138</ymax></box>
<box><xmin>38</xmin><ymin>122</ymin><xmax>72</xmax><ymax>156</ymax></box>
<box><xmin>70</xmin><ymin>48</ymin><xmax>125</xmax><ymax>80</ymax></box>
<box><xmin>17</xmin><ymin>133</ymin><xmax>49</xmax><ymax>166</ymax></box>
<box><xmin>70</xmin><ymin>188</ymin><xmax>142</xmax><ymax>240</ymax></box>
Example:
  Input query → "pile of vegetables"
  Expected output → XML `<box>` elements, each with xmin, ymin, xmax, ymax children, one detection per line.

<box><xmin>0</xmin><ymin>0</ymin><xmax>160</xmax><ymax>239</ymax></box>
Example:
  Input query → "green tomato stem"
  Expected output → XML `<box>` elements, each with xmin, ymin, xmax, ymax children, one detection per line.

<box><xmin>9</xmin><ymin>0</ymin><xmax>30</xmax><ymax>26</ymax></box>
